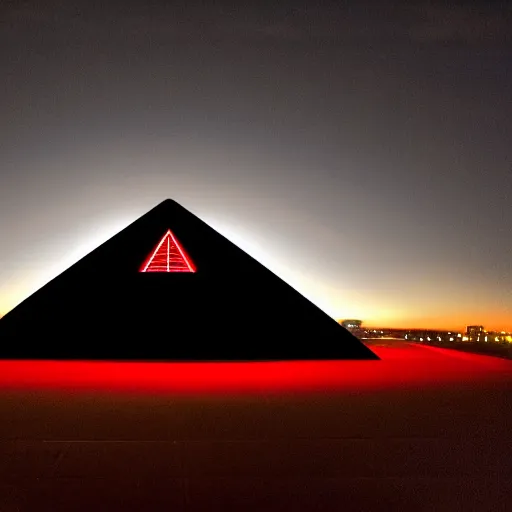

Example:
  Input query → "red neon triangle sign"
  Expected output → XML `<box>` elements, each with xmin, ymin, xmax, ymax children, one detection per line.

<box><xmin>140</xmin><ymin>230</ymin><xmax>196</xmax><ymax>272</ymax></box>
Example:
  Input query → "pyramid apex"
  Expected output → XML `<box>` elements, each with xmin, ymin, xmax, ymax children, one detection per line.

<box><xmin>146</xmin><ymin>198</ymin><xmax>181</xmax><ymax>214</ymax></box>
<box><xmin>158</xmin><ymin>198</ymin><xmax>178</xmax><ymax>206</ymax></box>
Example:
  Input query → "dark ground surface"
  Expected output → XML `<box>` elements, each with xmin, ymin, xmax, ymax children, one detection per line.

<box><xmin>1</xmin><ymin>340</ymin><xmax>511</xmax><ymax>511</ymax></box>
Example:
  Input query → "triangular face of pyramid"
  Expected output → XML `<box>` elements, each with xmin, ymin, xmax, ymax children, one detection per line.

<box><xmin>0</xmin><ymin>199</ymin><xmax>378</xmax><ymax>361</ymax></box>
<box><xmin>140</xmin><ymin>230</ymin><xmax>195</xmax><ymax>272</ymax></box>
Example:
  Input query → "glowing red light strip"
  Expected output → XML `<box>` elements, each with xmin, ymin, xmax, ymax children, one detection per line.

<box><xmin>1</xmin><ymin>345</ymin><xmax>510</xmax><ymax>394</ymax></box>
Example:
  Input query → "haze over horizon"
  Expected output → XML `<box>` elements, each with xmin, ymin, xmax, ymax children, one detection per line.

<box><xmin>1</xmin><ymin>1</ymin><xmax>511</xmax><ymax>331</ymax></box>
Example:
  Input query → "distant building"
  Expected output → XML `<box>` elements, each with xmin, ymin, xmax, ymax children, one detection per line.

<box><xmin>340</xmin><ymin>320</ymin><xmax>362</xmax><ymax>330</ymax></box>
<box><xmin>491</xmin><ymin>332</ymin><xmax>512</xmax><ymax>343</ymax></box>
<box><xmin>465</xmin><ymin>325</ymin><xmax>485</xmax><ymax>342</ymax></box>
<box><xmin>339</xmin><ymin>320</ymin><xmax>364</xmax><ymax>340</ymax></box>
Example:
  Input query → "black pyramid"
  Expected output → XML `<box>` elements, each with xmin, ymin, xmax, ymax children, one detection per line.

<box><xmin>0</xmin><ymin>199</ymin><xmax>378</xmax><ymax>360</ymax></box>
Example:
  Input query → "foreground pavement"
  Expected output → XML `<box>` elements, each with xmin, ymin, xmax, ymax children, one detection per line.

<box><xmin>1</xmin><ymin>341</ymin><xmax>511</xmax><ymax>511</ymax></box>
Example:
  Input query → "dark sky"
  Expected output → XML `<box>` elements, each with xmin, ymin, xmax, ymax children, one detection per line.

<box><xmin>1</xmin><ymin>0</ymin><xmax>511</xmax><ymax>329</ymax></box>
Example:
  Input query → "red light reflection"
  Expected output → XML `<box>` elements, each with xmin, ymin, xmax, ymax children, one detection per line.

<box><xmin>0</xmin><ymin>344</ymin><xmax>510</xmax><ymax>395</ymax></box>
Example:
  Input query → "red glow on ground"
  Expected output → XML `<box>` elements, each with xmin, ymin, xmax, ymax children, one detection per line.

<box><xmin>0</xmin><ymin>344</ymin><xmax>510</xmax><ymax>395</ymax></box>
<box><xmin>140</xmin><ymin>230</ymin><xmax>195</xmax><ymax>272</ymax></box>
